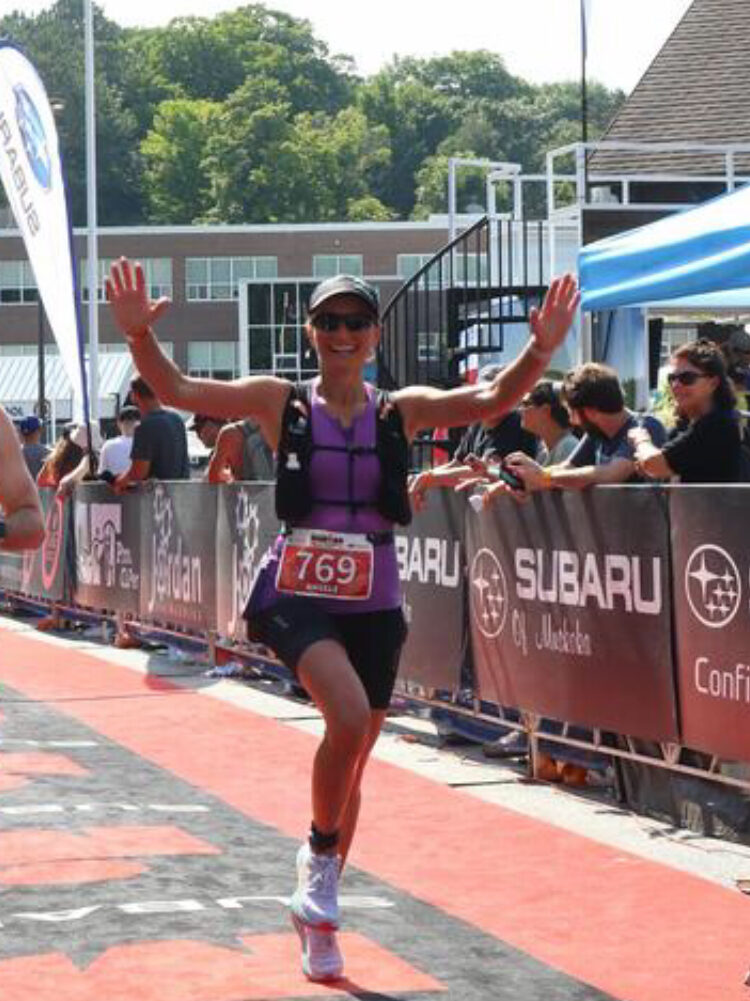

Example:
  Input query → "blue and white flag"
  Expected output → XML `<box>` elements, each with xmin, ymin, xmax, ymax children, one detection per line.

<box><xmin>0</xmin><ymin>41</ymin><xmax>88</xmax><ymax>421</ymax></box>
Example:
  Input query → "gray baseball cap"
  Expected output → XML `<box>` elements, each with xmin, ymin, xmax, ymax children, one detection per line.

<box><xmin>308</xmin><ymin>275</ymin><xmax>379</xmax><ymax>317</ymax></box>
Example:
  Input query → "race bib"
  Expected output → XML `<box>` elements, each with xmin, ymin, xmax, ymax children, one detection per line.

<box><xmin>276</xmin><ymin>530</ymin><xmax>374</xmax><ymax>601</ymax></box>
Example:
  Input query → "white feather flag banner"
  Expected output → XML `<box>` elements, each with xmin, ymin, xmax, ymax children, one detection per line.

<box><xmin>0</xmin><ymin>41</ymin><xmax>87</xmax><ymax>421</ymax></box>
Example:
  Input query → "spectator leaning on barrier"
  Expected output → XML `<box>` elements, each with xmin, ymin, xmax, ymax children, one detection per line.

<box><xmin>629</xmin><ymin>339</ymin><xmax>743</xmax><ymax>483</ymax></box>
<box><xmin>189</xmin><ymin>414</ymin><xmax>225</xmax><ymax>453</ymax></box>
<box><xmin>487</xmin><ymin>362</ymin><xmax>667</xmax><ymax>497</ymax></box>
<box><xmin>206</xmin><ymin>418</ymin><xmax>275</xmax><ymax>484</ymax></box>
<box><xmin>518</xmin><ymin>379</ymin><xmax>579</xmax><ymax>466</ymax></box>
<box><xmin>98</xmin><ymin>405</ymin><xmax>140</xmax><ymax>480</ymax></box>
<box><xmin>408</xmin><ymin>363</ymin><xmax>537</xmax><ymax>512</ymax></box>
<box><xmin>56</xmin><ymin>424</ymin><xmax>104</xmax><ymax>499</ymax></box>
<box><xmin>113</xmin><ymin>376</ymin><xmax>189</xmax><ymax>493</ymax></box>
<box><xmin>37</xmin><ymin>423</ymin><xmax>85</xmax><ymax>489</ymax></box>
<box><xmin>16</xmin><ymin>415</ymin><xmax>50</xmax><ymax>481</ymax></box>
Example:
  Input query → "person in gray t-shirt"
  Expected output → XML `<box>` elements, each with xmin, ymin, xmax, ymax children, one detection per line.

<box><xmin>518</xmin><ymin>379</ymin><xmax>579</xmax><ymax>467</ymax></box>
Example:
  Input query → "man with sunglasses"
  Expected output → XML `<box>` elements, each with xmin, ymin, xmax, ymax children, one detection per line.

<box><xmin>498</xmin><ymin>362</ymin><xmax>666</xmax><ymax>493</ymax></box>
<box><xmin>629</xmin><ymin>339</ymin><xmax>742</xmax><ymax>483</ymax></box>
<box><xmin>106</xmin><ymin>259</ymin><xmax>580</xmax><ymax>985</ymax></box>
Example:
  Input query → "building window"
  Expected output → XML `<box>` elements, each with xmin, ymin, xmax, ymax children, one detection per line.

<box><xmin>187</xmin><ymin>341</ymin><xmax>238</xmax><ymax>379</ymax></box>
<box><xmin>397</xmin><ymin>253</ymin><xmax>442</xmax><ymax>289</ymax></box>
<box><xmin>417</xmin><ymin>331</ymin><xmax>443</xmax><ymax>363</ymax></box>
<box><xmin>0</xmin><ymin>260</ymin><xmax>38</xmax><ymax>304</ymax></box>
<box><xmin>312</xmin><ymin>255</ymin><xmax>363</xmax><ymax>278</ymax></box>
<box><xmin>81</xmin><ymin>258</ymin><xmax>172</xmax><ymax>302</ymax></box>
<box><xmin>186</xmin><ymin>257</ymin><xmax>277</xmax><ymax>301</ymax></box>
<box><xmin>453</xmin><ymin>252</ymin><xmax>488</xmax><ymax>285</ymax></box>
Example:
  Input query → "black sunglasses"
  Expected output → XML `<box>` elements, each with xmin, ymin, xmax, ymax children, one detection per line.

<box><xmin>311</xmin><ymin>313</ymin><xmax>375</xmax><ymax>333</ymax></box>
<box><xmin>667</xmin><ymin>370</ymin><xmax>707</xmax><ymax>386</ymax></box>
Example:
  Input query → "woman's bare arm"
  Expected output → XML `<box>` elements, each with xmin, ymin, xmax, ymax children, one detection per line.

<box><xmin>106</xmin><ymin>258</ymin><xmax>291</xmax><ymax>448</ymax></box>
<box><xmin>394</xmin><ymin>274</ymin><xmax>579</xmax><ymax>438</ymax></box>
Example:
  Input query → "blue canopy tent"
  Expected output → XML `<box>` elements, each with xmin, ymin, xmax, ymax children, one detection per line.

<box><xmin>579</xmin><ymin>183</ymin><xmax>750</xmax><ymax>311</ymax></box>
<box><xmin>577</xmin><ymin>183</ymin><xmax>750</xmax><ymax>405</ymax></box>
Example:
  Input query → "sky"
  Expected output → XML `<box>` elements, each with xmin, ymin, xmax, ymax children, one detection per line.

<box><xmin>14</xmin><ymin>0</ymin><xmax>694</xmax><ymax>94</ymax></box>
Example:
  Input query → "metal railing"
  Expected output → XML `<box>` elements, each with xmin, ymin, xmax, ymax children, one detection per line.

<box><xmin>378</xmin><ymin>214</ymin><xmax>548</xmax><ymax>393</ymax></box>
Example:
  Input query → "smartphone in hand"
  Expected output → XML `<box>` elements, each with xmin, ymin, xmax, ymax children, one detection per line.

<box><xmin>496</xmin><ymin>459</ymin><xmax>525</xmax><ymax>492</ymax></box>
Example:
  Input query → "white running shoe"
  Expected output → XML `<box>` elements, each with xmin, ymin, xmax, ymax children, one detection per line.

<box><xmin>290</xmin><ymin>844</ymin><xmax>340</xmax><ymax>929</ymax></box>
<box><xmin>292</xmin><ymin>911</ymin><xmax>344</xmax><ymax>982</ymax></box>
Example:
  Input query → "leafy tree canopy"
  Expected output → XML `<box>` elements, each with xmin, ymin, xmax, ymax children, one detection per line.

<box><xmin>0</xmin><ymin>1</ymin><xmax>624</xmax><ymax>225</ymax></box>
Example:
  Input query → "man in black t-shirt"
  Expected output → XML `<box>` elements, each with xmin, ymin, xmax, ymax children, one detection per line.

<box><xmin>113</xmin><ymin>376</ymin><xmax>189</xmax><ymax>492</ymax></box>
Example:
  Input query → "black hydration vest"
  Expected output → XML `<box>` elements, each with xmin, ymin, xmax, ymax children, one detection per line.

<box><xmin>275</xmin><ymin>381</ymin><xmax>412</xmax><ymax>526</ymax></box>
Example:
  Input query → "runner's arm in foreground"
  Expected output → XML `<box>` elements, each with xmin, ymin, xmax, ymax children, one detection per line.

<box><xmin>394</xmin><ymin>274</ymin><xmax>580</xmax><ymax>439</ymax></box>
<box><xmin>0</xmin><ymin>407</ymin><xmax>45</xmax><ymax>551</ymax></box>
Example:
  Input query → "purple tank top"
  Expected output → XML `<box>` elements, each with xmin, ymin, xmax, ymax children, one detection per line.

<box><xmin>251</xmin><ymin>379</ymin><xmax>402</xmax><ymax>614</ymax></box>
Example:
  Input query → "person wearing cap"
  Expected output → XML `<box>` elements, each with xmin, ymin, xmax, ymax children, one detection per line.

<box><xmin>189</xmin><ymin>414</ymin><xmax>225</xmax><ymax>453</ymax></box>
<box><xmin>98</xmin><ymin>406</ymin><xmax>141</xmax><ymax>480</ymax></box>
<box><xmin>17</xmin><ymin>414</ymin><xmax>50</xmax><ymax>481</ymax></box>
<box><xmin>106</xmin><ymin>256</ymin><xmax>579</xmax><ymax>983</ymax></box>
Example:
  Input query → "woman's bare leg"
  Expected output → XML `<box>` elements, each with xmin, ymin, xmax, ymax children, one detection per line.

<box><xmin>337</xmin><ymin>709</ymin><xmax>388</xmax><ymax>870</ymax></box>
<box><xmin>296</xmin><ymin>639</ymin><xmax>372</xmax><ymax>850</ymax></box>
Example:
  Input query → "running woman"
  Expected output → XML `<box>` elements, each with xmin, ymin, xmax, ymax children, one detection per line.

<box><xmin>106</xmin><ymin>258</ymin><xmax>579</xmax><ymax>982</ymax></box>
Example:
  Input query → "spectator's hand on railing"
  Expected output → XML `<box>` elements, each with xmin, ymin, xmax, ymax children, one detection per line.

<box><xmin>480</xmin><ymin>478</ymin><xmax>528</xmax><ymax>507</ymax></box>
<box><xmin>504</xmin><ymin>452</ymin><xmax>546</xmax><ymax>492</ymax></box>
<box><xmin>408</xmin><ymin>470</ymin><xmax>433</xmax><ymax>513</ymax></box>
<box><xmin>105</xmin><ymin>257</ymin><xmax>171</xmax><ymax>341</ymax></box>
<box><xmin>528</xmin><ymin>274</ymin><xmax>580</xmax><ymax>358</ymax></box>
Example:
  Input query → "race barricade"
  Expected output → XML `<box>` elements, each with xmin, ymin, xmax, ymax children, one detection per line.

<box><xmin>4</xmin><ymin>481</ymin><xmax>750</xmax><ymax>788</ymax></box>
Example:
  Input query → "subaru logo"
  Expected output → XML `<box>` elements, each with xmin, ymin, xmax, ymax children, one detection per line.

<box><xmin>14</xmin><ymin>85</ymin><xmax>52</xmax><ymax>191</ymax></box>
<box><xmin>684</xmin><ymin>544</ymin><xmax>741</xmax><ymax>629</ymax></box>
<box><xmin>470</xmin><ymin>547</ymin><xmax>508</xmax><ymax>639</ymax></box>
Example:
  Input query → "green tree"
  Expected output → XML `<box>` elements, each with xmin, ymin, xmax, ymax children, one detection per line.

<box><xmin>0</xmin><ymin>0</ymin><xmax>145</xmax><ymax>224</ymax></box>
<box><xmin>204</xmin><ymin>92</ymin><xmax>391</xmax><ymax>223</ymax></box>
<box><xmin>141</xmin><ymin>99</ymin><xmax>220</xmax><ymax>223</ymax></box>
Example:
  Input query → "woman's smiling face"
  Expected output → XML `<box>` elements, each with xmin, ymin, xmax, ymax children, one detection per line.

<box><xmin>307</xmin><ymin>294</ymin><xmax>379</xmax><ymax>372</ymax></box>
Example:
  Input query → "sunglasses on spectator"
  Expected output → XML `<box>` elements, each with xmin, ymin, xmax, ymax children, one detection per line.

<box><xmin>311</xmin><ymin>313</ymin><xmax>375</xmax><ymax>333</ymax></box>
<box><xmin>667</xmin><ymin>370</ymin><xmax>708</xmax><ymax>386</ymax></box>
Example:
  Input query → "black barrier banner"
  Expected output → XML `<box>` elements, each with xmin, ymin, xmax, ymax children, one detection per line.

<box><xmin>670</xmin><ymin>487</ymin><xmax>750</xmax><ymax>760</ymax></box>
<box><xmin>215</xmin><ymin>483</ymin><xmax>278</xmax><ymax>641</ymax></box>
<box><xmin>396</xmin><ymin>490</ymin><xmax>466</xmax><ymax>690</ymax></box>
<box><xmin>139</xmin><ymin>481</ymin><xmax>218</xmax><ymax>632</ymax></box>
<box><xmin>466</xmin><ymin>487</ymin><xmax>678</xmax><ymax>741</ymax></box>
<box><xmin>73</xmin><ymin>484</ymin><xmax>141</xmax><ymax>615</ymax></box>
<box><xmin>19</xmin><ymin>489</ymin><xmax>71</xmax><ymax>602</ymax></box>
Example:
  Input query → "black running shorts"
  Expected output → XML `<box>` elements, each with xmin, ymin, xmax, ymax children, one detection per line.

<box><xmin>248</xmin><ymin>598</ymin><xmax>408</xmax><ymax>710</ymax></box>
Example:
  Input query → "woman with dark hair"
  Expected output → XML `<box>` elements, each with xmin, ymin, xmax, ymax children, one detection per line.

<box><xmin>106</xmin><ymin>256</ymin><xmax>579</xmax><ymax>984</ymax></box>
<box><xmin>36</xmin><ymin>429</ymin><xmax>85</xmax><ymax>488</ymax></box>
<box><xmin>629</xmin><ymin>338</ymin><xmax>742</xmax><ymax>482</ymax></box>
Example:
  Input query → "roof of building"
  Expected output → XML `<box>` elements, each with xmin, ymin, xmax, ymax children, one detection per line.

<box><xmin>591</xmin><ymin>0</ymin><xmax>750</xmax><ymax>175</ymax></box>
<box><xmin>0</xmin><ymin>352</ymin><xmax>134</xmax><ymax>410</ymax></box>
